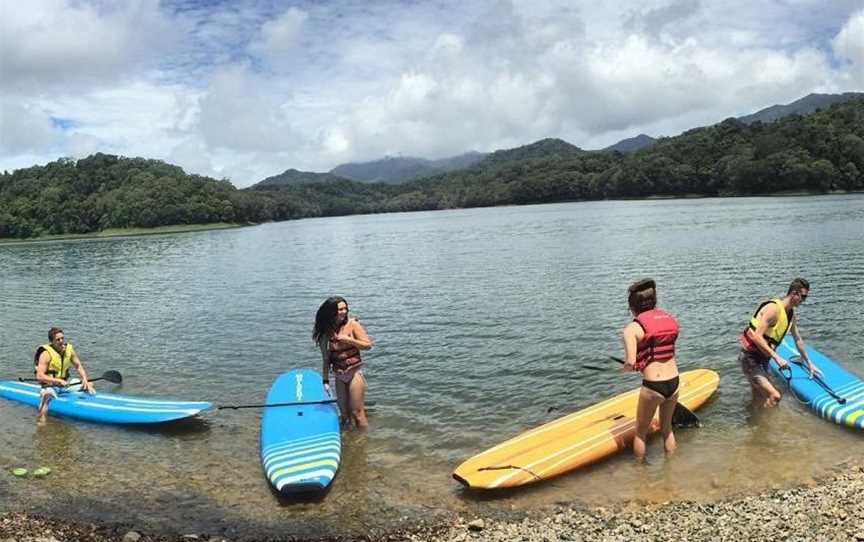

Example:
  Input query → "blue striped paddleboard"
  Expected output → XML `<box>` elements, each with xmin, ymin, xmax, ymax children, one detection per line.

<box><xmin>0</xmin><ymin>381</ymin><xmax>211</xmax><ymax>424</ymax></box>
<box><xmin>768</xmin><ymin>336</ymin><xmax>864</xmax><ymax>430</ymax></box>
<box><xmin>260</xmin><ymin>369</ymin><xmax>341</xmax><ymax>495</ymax></box>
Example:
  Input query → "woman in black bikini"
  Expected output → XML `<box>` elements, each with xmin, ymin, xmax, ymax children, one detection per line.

<box><xmin>621</xmin><ymin>279</ymin><xmax>680</xmax><ymax>461</ymax></box>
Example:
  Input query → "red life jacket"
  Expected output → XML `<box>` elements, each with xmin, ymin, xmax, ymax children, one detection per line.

<box><xmin>633</xmin><ymin>308</ymin><xmax>679</xmax><ymax>370</ymax></box>
<box><xmin>329</xmin><ymin>336</ymin><xmax>362</xmax><ymax>373</ymax></box>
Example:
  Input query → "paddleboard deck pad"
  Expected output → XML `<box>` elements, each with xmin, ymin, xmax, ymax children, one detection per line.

<box><xmin>260</xmin><ymin>369</ymin><xmax>341</xmax><ymax>495</ymax></box>
<box><xmin>0</xmin><ymin>381</ymin><xmax>211</xmax><ymax>424</ymax></box>
<box><xmin>453</xmin><ymin>368</ymin><xmax>719</xmax><ymax>489</ymax></box>
<box><xmin>770</xmin><ymin>336</ymin><xmax>864</xmax><ymax>430</ymax></box>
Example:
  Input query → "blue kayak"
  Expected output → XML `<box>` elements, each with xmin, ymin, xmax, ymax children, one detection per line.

<box><xmin>260</xmin><ymin>369</ymin><xmax>341</xmax><ymax>495</ymax></box>
<box><xmin>769</xmin><ymin>336</ymin><xmax>864</xmax><ymax>430</ymax></box>
<box><xmin>0</xmin><ymin>381</ymin><xmax>211</xmax><ymax>424</ymax></box>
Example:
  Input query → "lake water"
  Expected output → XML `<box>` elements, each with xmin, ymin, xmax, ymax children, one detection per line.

<box><xmin>1</xmin><ymin>195</ymin><xmax>863</xmax><ymax>538</ymax></box>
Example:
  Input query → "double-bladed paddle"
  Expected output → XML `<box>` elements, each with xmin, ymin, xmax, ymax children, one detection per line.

<box><xmin>18</xmin><ymin>370</ymin><xmax>123</xmax><ymax>386</ymax></box>
<box><xmin>585</xmin><ymin>357</ymin><xmax>701</xmax><ymax>428</ymax></box>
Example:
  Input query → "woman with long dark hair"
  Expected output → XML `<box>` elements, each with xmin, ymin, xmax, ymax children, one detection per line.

<box><xmin>313</xmin><ymin>296</ymin><xmax>373</xmax><ymax>429</ymax></box>
<box><xmin>621</xmin><ymin>279</ymin><xmax>680</xmax><ymax>461</ymax></box>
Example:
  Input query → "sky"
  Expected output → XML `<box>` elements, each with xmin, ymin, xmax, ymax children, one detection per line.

<box><xmin>1</xmin><ymin>0</ymin><xmax>863</xmax><ymax>188</ymax></box>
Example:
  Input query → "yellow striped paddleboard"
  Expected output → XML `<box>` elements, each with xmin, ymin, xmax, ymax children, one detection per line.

<box><xmin>452</xmin><ymin>369</ymin><xmax>719</xmax><ymax>489</ymax></box>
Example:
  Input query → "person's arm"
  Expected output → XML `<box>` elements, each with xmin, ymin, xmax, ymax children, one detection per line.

<box><xmin>621</xmin><ymin>322</ymin><xmax>641</xmax><ymax>372</ymax></box>
<box><xmin>71</xmin><ymin>351</ymin><xmax>94</xmax><ymax>393</ymax></box>
<box><xmin>789</xmin><ymin>317</ymin><xmax>820</xmax><ymax>377</ymax></box>
<box><xmin>745</xmin><ymin>304</ymin><xmax>788</xmax><ymax>368</ymax></box>
<box><xmin>35</xmin><ymin>351</ymin><xmax>67</xmax><ymax>387</ymax></box>
<box><xmin>335</xmin><ymin>319</ymin><xmax>373</xmax><ymax>350</ymax></box>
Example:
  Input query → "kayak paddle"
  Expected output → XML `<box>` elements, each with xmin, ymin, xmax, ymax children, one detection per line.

<box><xmin>608</xmin><ymin>356</ymin><xmax>701</xmax><ymax>428</ymax></box>
<box><xmin>18</xmin><ymin>370</ymin><xmax>123</xmax><ymax>386</ymax></box>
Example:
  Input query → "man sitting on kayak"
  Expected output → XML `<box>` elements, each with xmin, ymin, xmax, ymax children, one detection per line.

<box><xmin>34</xmin><ymin>327</ymin><xmax>95</xmax><ymax>421</ymax></box>
<box><xmin>738</xmin><ymin>278</ymin><xmax>820</xmax><ymax>407</ymax></box>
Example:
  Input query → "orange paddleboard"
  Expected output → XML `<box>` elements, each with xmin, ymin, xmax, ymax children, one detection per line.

<box><xmin>453</xmin><ymin>369</ymin><xmax>719</xmax><ymax>489</ymax></box>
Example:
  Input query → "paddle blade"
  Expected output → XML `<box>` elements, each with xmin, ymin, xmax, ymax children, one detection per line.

<box><xmin>671</xmin><ymin>403</ymin><xmax>701</xmax><ymax>429</ymax></box>
<box><xmin>101</xmin><ymin>370</ymin><xmax>123</xmax><ymax>384</ymax></box>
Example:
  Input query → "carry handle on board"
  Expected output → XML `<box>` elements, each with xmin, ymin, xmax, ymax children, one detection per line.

<box><xmin>18</xmin><ymin>370</ymin><xmax>123</xmax><ymax>386</ymax></box>
<box><xmin>606</xmin><ymin>356</ymin><xmax>702</xmax><ymax>428</ymax></box>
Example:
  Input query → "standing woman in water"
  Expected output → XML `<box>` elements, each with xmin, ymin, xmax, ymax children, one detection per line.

<box><xmin>621</xmin><ymin>279</ymin><xmax>680</xmax><ymax>461</ymax></box>
<box><xmin>314</xmin><ymin>296</ymin><xmax>373</xmax><ymax>430</ymax></box>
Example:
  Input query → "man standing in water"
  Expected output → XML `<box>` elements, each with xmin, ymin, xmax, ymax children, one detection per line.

<box><xmin>35</xmin><ymin>327</ymin><xmax>95</xmax><ymax>421</ymax></box>
<box><xmin>738</xmin><ymin>278</ymin><xmax>820</xmax><ymax>407</ymax></box>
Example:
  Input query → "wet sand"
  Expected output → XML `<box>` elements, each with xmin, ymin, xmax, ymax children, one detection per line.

<box><xmin>3</xmin><ymin>461</ymin><xmax>864</xmax><ymax>541</ymax></box>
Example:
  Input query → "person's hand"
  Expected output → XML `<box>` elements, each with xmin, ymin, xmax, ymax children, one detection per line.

<box><xmin>807</xmin><ymin>361</ymin><xmax>822</xmax><ymax>379</ymax></box>
<box><xmin>57</xmin><ymin>378</ymin><xmax>68</xmax><ymax>387</ymax></box>
<box><xmin>774</xmin><ymin>355</ymin><xmax>789</xmax><ymax>369</ymax></box>
<box><xmin>82</xmin><ymin>381</ymin><xmax>95</xmax><ymax>394</ymax></box>
<box><xmin>333</xmin><ymin>334</ymin><xmax>352</xmax><ymax>345</ymax></box>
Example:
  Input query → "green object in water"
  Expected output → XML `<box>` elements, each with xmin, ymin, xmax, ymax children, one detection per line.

<box><xmin>12</xmin><ymin>468</ymin><xmax>28</xmax><ymax>477</ymax></box>
<box><xmin>32</xmin><ymin>467</ymin><xmax>52</xmax><ymax>477</ymax></box>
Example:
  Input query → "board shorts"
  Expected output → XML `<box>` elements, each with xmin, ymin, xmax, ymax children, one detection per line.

<box><xmin>39</xmin><ymin>386</ymin><xmax>60</xmax><ymax>399</ymax></box>
<box><xmin>739</xmin><ymin>349</ymin><xmax>771</xmax><ymax>385</ymax></box>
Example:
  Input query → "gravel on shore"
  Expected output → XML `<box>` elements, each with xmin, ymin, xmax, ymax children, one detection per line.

<box><xmin>3</xmin><ymin>464</ymin><xmax>864</xmax><ymax>542</ymax></box>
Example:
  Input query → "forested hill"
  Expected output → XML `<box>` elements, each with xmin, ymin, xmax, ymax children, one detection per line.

<box><xmin>2</xmin><ymin>98</ymin><xmax>863</xmax><ymax>239</ymax></box>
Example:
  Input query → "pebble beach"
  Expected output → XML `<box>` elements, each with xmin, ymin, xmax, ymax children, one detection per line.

<box><xmin>3</xmin><ymin>462</ymin><xmax>864</xmax><ymax>542</ymax></box>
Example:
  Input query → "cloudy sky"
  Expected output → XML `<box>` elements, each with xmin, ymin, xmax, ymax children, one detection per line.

<box><xmin>1</xmin><ymin>0</ymin><xmax>863</xmax><ymax>187</ymax></box>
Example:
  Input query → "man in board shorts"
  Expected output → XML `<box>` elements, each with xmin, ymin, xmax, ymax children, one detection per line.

<box><xmin>738</xmin><ymin>278</ymin><xmax>820</xmax><ymax>407</ymax></box>
<box><xmin>34</xmin><ymin>327</ymin><xmax>95</xmax><ymax>422</ymax></box>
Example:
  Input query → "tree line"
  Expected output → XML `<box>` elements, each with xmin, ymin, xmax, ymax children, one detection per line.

<box><xmin>1</xmin><ymin>99</ymin><xmax>862</xmax><ymax>239</ymax></box>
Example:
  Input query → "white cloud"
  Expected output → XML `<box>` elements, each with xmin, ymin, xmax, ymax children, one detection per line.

<box><xmin>0</xmin><ymin>102</ymin><xmax>61</xmax><ymax>154</ymax></box>
<box><xmin>1</xmin><ymin>0</ymin><xmax>863</xmax><ymax>187</ymax></box>
<box><xmin>247</xmin><ymin>7</ymin><xmax>308</xmax><ymax>70</ymax></box>
<box><xmin>833</xmin><ymin>9</ymin><xmax>864</xmax><ymax>87</ymax></box>
<box><xmin>0</xmin><ymin>0</ymin><xmax>175</xmax><ymax>92</ymax></box>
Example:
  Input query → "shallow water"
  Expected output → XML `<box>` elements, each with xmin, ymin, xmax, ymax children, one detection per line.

<box><xmin>1</xmin><ymin>195</ymin><xmax>863</xmax><ymax>537</ymax></box>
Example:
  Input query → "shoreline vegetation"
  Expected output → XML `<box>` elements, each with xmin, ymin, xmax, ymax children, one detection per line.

<box><xmin>2</xmin><ymin>98</ymin><xmax>863</xmax><ymax>240</ymax></box>
<box><xmin>3</xmin><ymin>460</ymin><xmax>864</xmax><ymax>541</ymax></box>
<box><xmin>0</xmin><ymin>222</ymin><xmax>246</xmax><ymax>245</ymax></box>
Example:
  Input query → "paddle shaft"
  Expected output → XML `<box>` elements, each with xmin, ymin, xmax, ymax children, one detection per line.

<box><xmin>18</xmin><ymin>370</ymin><xmax>122</xmax><ymax>386</ymax></box>
<box><xmin>218</xmin><ymin>399</ymin><xmax>377</xmax><ymax>410</ymax></box>
<box><xmin>784</xmin><ymin>358</ymin><xmax>846</xmax><ymax>404</ymax></box>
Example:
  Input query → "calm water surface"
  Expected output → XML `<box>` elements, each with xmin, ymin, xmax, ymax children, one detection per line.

<box><xmin>2</xmin><ymin>195</ymin><xmax>863</xmax><ymax>537</ymax></box>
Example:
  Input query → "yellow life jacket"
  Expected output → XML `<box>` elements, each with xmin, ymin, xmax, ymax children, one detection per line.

<box><xmin>35</xmin><ymin>343</ymin><xmax>76</xmax><ymax>380</ymax></box>
<box><xmin>748</xmin><ymin>298</ymin><xmax>792</xmax><ymax>348</ymax></box>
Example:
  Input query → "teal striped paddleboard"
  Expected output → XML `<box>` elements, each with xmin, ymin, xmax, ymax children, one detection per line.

<box><xmin>769</xmin><ymin>336</ymin><xmax>864</xmax><ymax>430</ymax></box>
<box><xmin>260</xmin><ymin>369</ymin><xmax>341</xmax><ymax>495</ymax></box>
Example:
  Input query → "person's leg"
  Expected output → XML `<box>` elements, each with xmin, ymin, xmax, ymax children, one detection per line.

<box><xmin>348</xmin><ymin>371</ymin><xmax>368</xmax><ymax>430</ymax></box>
<box><xmin>634</xmin><ymin>386</ymin><xmax>663</xmax><ymax>461</ymax></box>
<box><xmin>752</xmin><ymin>375</ymin><xmax>782</xmax><ymax>407</ymax></box>
<box><xmin>335</xmin><ymin>379</ymin><xmax>350</xmax><ymax>425</ymax></box>
<box><xmin>658</xmin><ymin>391</ymin><xmax>679</xmax><ymax>454</ymax></box>
<box><xmin>37</xmin><ymin>388</ymin><xmax>55</xmax><ymax>422</ymax></box>
<box><xmin>741</xmin><ymin>351</ymin><xmax>781</xmax><ymax>407</ymax></box>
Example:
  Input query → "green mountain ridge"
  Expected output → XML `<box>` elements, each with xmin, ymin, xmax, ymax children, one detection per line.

<box><xmin>2</xmin><ymin>95</ymin><xmax>863</xmax><ymax>239</ymax></box>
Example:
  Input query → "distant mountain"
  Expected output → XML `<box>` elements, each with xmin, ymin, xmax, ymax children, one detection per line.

<box><xmin>330</xmin><ymin>151</ymin><xmax>487</xmax><ymax>184</ymax></box>
<box><xmin>477</xmin><ymin>138</ymin><xmax>583</xmax><ymax>167</ymax></box>
<box><xmin>603</xmin><ymin>134</ymin><xmax>657</xmax><ymax>153</ymax></box>
<box><xmin>738</xmin><ymin>92</ymin><xmax>864</xmax><ymax>124</ymax></box>
<box><xmin>250</xmin><ymin>169</ymin><xmax>348</xmax><ymax>190</ymax></box>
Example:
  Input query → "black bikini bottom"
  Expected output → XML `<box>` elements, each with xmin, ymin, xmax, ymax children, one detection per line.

<box><xmin>642</xmin><ymin>376</ymin><xmax>680</xmax><ymax>399</ymax></box>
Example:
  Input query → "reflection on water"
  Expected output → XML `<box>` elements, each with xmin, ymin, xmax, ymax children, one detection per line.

<box><xmin>1</xmin><ymin>195</ymin><xmax>864</xmax><ymax>537</ymax></box>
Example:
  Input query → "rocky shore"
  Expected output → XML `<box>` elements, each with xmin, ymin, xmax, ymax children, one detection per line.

<box><xmin>3</xmin><ymin>464</ymin><xmax>864</xmax><ymax>542</ymax></box>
